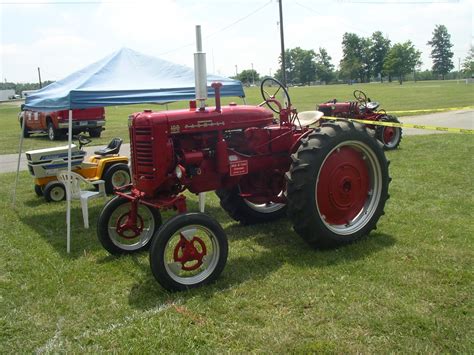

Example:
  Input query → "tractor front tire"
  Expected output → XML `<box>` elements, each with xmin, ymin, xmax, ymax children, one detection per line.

<box><xmin>216</xmin><ymin>187</ymin><xmax>287</xmax><ymax>225</ymax></box>
<box><xmin>149</xmin><ymin>212</ymin><xmax>228</xmax><ymax>292</ymax></box>
<box><xmin>376</xmin><ymin>115</ymin><xmax>402</xmax><ymax>150</ymax></box>
<box><xmin>103</xmin><ymin>164</ymin><xmax>131</xmax><ymax>194</ymax></box>
<box><xmin>43</xmin><ymin>181</ymin><xmax>66</xmax><ymax>202</ymax></box>
<box><xmin>97</xmin><ymin>196</ymin><xmax>161</xmax><ymax>255</ymax></box>
<box><xmin>286</xmin><ymin>120</ymin><xmax>390</xmax><ymax>248</ymax></box>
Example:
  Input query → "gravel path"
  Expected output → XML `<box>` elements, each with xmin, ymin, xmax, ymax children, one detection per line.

<box><xmin>2</xmin><ymin>109</ymin><xmax>472</xmax><ymax>174</ymax></box>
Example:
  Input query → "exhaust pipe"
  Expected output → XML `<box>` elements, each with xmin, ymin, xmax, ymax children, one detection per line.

<box><xmin>194</xmin><ymin>25</ymin><xmax>207</xmax><ymax>110</ymax></box>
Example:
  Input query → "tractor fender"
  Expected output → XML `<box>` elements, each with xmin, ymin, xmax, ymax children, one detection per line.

<box><xmin>289</xmin><ymin>129</ymin><xmax>313</xmax><ymax>154</ymax></box>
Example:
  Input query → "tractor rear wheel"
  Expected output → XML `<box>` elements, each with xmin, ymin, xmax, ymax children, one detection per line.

<box><xmin>286</xmin><ymin>120</ymin><xmax>390</xmax><ymax>248</ymax></box>
<box><xmin>97</xmin><ymin>196</ymin><xmax>161</xmax><ymax>255</ymax></box>
<box><xmin>376</xmin><ymin>115</ymin><xmax>402</xmax><ymax>150</ymax></box>
<box><xmin>216</xmin><ymin>186</ymin><xmax>286</xmax><ymax>225</ymax></box>
<box><xmin>149</xmin><ymin>212</ymin><xmax>228</xmax><ymax>291</ymax></box>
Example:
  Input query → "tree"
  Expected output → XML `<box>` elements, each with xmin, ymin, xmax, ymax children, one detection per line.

<box><xmin>383</xmin><ymin>41</ymin><xmax>422</xmax><ymax>84</ymax></box>
<box><xmin>275</xmin><ymin>47</ymin><xmax>316</xmax><ymax>85</ymax></box>
<box><xmin>370</xmin><ymin>31</ymin><xmax>391</xmax><ymax>82</ymax></box>
<box><xmin>236</xmin><ymin>69</ymin><xmax>260</xmax><ymax>85</ymax></box>
<box><xmin>427</xmin><ymin>24</ymin><xmax>454</xmax><ymax>79</ymax></box>
<box><xmin>339</xmin><ymin>33</ymin><xmax>372</xmax><ymax>83</ymax></box>
<box><xmin>339</xmin><ymin>32</ymin><xmax>363</xmax><ymax>83</ymax></box>
<box><xmin>462</xmin><ymin>45</ymin><xmax>474</xmax><ymax>77</ymax></box>
<box><xmin>314</xmin><ymin>47</ymin><xmax>335</xmax><ymax>84</ymax></box>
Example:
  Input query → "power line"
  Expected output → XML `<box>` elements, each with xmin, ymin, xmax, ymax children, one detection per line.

<box><xmin>158</xmin><ymin>0</ymin><xmax>273</xmax><ymax>55</ymax></box>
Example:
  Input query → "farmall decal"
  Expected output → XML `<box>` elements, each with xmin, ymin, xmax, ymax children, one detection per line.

<box><xmin>184</xmin><ymin>120</ymin><xmax>225</xmax><ymax>129</ymax></box>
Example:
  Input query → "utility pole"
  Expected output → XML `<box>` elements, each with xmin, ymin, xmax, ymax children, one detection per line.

<box><xmin>235</xmin><ymin>64</ymin><xmax>238</xmax><ymax>77</ymax></box>
<box><xmin>251</xmin><ymin>63</ymin><xmax>254</xmax><ymax>85</ymax></box>
<box><xmin>278</xmin><ymin>0</ymin><xmax>286</xmax><ymax>87</ymax></box>
<box><xmin>37</xmin><ymin>67</ymin><xmax>42</xmax><ymax>88</ymax></box>
<box><xmin>458</xmin><ymin>57</ymin><xmax>461</xmax><ymax>84</ymax></box>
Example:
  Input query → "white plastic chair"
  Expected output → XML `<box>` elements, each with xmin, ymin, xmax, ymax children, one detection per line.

<box><xmin>57</xmin><ymin>171</ymin><xmax>106</xmax><ymax>229</ymax></box>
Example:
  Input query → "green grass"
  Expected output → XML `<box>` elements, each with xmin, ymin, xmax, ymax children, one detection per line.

<box><xmin>0</xmin><ymin>80</ymin><xmax>472</xmax><ymax>154</ymax></box>
<box><xmin>1</xmin><ymin>134</ymin><xmax>473</xmax><ymax>352</ymax></box>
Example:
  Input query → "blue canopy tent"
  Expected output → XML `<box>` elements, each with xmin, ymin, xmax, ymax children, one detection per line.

<box><xmin>24</xmin><ymin>47</ymin><xmax>244</xmax><ymax>111</ymax></box>
<box><xmin>15</xmin><ymin>47</ymin><xmax>245</xmax><ymax>253</ymax></box>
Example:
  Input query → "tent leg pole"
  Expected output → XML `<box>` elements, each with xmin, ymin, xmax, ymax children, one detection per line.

<box><xmin>67</xmin><ymin>109</ymin><xmax>72</xmax><ymax>254</ymax></box>
<box><xmin>12</xmin><ymin>114</ymin><xmax>26</xmax><ymax>208</ymax></box>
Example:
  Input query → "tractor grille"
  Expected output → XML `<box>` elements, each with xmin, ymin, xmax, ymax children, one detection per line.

<box><xmin>131</xmin><ymin>126</ymin><xmax>154</xmax><ymax>180</ymax></box>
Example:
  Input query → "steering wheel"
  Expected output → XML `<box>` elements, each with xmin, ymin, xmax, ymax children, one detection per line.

<box><xmin>259</xmin><ymin>77</ymin><xmax>291</xmax><ymax>114</ymax></box>
<box><xmin>353</xmin><ymin>90</ymin><xmax>368</xmax><ymax>105</ymax></box>
<box><xmin>74</xmin><ymin>134</ymin><xmax>91</xmax><ymax>149</ymax></box>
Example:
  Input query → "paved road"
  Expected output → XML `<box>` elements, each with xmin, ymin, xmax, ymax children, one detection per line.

<box><xmin>2</xmin><ymin>109</ymin><xmax>472</xmax><ymax>174</ymax></box>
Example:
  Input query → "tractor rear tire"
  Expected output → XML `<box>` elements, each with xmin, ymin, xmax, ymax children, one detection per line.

<box><xmin>286</xmin><ymin>120</ymin><xmax>390</xmax><ymax>248</ymax></box>
<box><xmin>103</xmin><ymin>164</ymin><xmax>131</xmax><ymax>194</ymax></box>
<box><xmin>97</xmin><ymin>196</ymin><xmax>161</xmax><ymax>255</ymax></box>
<box><xmin>43</xmin><ymin>181</ymin><xmax>66</xmax><ymax>202</ymax></box>
<box><xmin>216</xmin><ymin>187</ymin><xmax>287</xmax><ymax>225</ymax></box>
<box><xmin>376</xmin><ymin>115</ymin><xmax>402</xmax><ymax>150</ymax></box>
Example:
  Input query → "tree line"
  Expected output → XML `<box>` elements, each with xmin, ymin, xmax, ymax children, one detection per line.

<box><xmin>235</xmin><ymin>25</ymin><xmax>473</xmax><ymax>86</ymax></box>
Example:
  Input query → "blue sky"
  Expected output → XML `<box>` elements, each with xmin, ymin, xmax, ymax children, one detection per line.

<box><xmin>0</xmin><ymin>0</ymin><xmax>472</xmax><ymax>83</ymax></box>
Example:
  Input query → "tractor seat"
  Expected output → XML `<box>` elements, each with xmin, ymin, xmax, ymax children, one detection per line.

<box><xmin>94</xmin><ymin>137</ymin><xmax>123</xmax><ymax>156</ymax></box>
<box><xmin>297</xmin><ymin>111</ymin><xmax>324</xmax><ymax>126</ymax></box>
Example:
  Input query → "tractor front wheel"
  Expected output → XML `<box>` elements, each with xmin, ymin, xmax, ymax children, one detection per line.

<box><xmin>97</xmin><ymin>196</ymin><xmax>161</xmax><ymax>255</ymax></box>
<box><xmin>376</xmin><ymin>115</ymin><xmax>402</xmax><ymax>150</ymax></box>
<box><xmin>286</xmin><ymin>120</ymin><xmax>390</xmax><ymax>248</ymax></box>
<box><xmin>149</xmin><ymin>213</ymin><xmax>228</xmax><ymax>291</ymax></box>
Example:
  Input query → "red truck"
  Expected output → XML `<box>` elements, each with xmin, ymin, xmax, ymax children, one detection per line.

<box><xmin>19</xmin><ymin>105</ymin><xmax>106</xmax><ymax>140</ymax></box>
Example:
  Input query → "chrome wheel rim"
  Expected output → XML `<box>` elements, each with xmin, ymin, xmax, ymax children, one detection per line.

<box><xmin>163</xmin><ymin>225</ymin><xmax>220</xmax><ymax>285</ymax></box>
<box><xmin>108</xmin><ymin>202</ymin><xmax>155</xmax><ymax>251</ymax></box>
<box><xmin>315</xmin><ymin>141</ymin><xmax>382</xmax><ymax>235</ymax></box>
<box><xmin>111</xmin><ymin>170</ymin><xmax>130</xmax><ymax>188</ymax></box>
<box><xmin>50</xmin><ymin>185</ymin><xmax>65</xmax><ymax>201</ymax></box>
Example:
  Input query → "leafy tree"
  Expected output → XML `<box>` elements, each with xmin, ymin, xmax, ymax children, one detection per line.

<box><xmin>427</xmin><ymin>24</ymin><xmax>454</xmax><ymax>79</ymax></box>
<box><xmin>0</xmin><ymin>81</ymin><xmax>54</xmax><ymax>95</ymax></box>
<box><xmin>383</xmin><ymin>41</ymin><xmax>422</xmax><ymax>84</ymax></box>
<box><xmin>236</xmin><ymin>69</ymin><xmax>260</xmax><ymax>85</ymax></box>
<box><xmin>370</xmin><ymin>31</ymin><xmax>391</xmax><ymax>82</ymax></box>
<box><xmin>339</xmin><ymin>33</ymin><xmax>363</xmax><ymax>82</ymax></box>
<box><xmin>314</xmin><ymin>47</ymin><xmax>335</xmax><ymax>84</ymax></box>
<box><xmin>275</xmin><ymin>47</ymin><xmax>316</xmax><ymax>85</ymax></box>
<box><xmin>462</xmin><ymin>45</ymin><xmax>474</xmax><ymax>77</ymax></box>
<box><xmin>339</xmin><ymin>33</ymin><xmax>372</xmax><ymax>82</ymax></box>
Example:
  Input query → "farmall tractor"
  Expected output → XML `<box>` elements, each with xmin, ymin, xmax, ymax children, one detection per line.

<box><xmin>96</xmin><ymin>28</ymin><xmax>390</xmax><ymax>291</ymax></box>
<box><xmin>97</xmin><ymin>79</ymin><xmax>391</xmax><ymax>291</ymax></box>
<box><xmin>318</xmin><ymin>90</ymin><xmax>402</xmax><ymax>150</ymax></box>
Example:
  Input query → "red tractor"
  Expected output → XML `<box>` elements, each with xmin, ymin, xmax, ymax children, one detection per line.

<box><xmin>97</xmin><ymin>79</ymin><xmax>391</xmax><ymax>291</ymax></box>
<box><xmin>317</xmin><ymin>90</ymin><xmax>402</xmax><ymax>150</ymax></box>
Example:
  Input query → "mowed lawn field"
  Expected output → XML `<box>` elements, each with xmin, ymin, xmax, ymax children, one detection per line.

<box><xmin>0</xmin><ymin>79</ymin><xmax>472</xmax><ymax>154</ymax></box>
<box><xmin>1</xmin><ymin>120</ymin><xmax>473</xmax><ymax>348</ymax></box>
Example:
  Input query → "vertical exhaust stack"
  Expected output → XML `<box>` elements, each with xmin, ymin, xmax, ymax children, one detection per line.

<box><xmin>194</xmin><ymin>25</ymin><xmax>207</xmax><ymax>110</ymax></box>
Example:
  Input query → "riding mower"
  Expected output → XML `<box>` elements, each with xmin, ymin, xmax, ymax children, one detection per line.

<box><xmin>26</xmin><ymin>135</ymin><xmax>131</xmax><ymax>202</ymax></box>
<box><xmin>317</xmin><ymin>90</ymin><xmax>402</xmax><ymax>150</ymax></box>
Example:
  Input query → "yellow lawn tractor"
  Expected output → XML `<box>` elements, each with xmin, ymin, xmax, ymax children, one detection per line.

<box><xmin>26</xmin><ymin>135</ymin><xmax>131</xmax><ymax>202</ymax></box>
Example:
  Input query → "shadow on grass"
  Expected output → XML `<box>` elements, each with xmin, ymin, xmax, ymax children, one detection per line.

<box><xmin>18</xmin><ymin>200</ymin><xmax>106</xmax><ymax>258</ymax></box>
<box><xmin>126</xmin><ymin>209</ymin><xmax>396</xmax><ymax>310</ymax></box>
